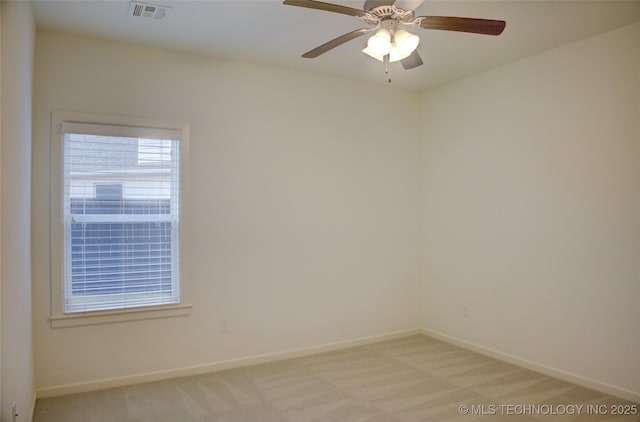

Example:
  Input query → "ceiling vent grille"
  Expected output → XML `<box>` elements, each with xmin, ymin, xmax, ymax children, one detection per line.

<box><xmin>129</xmin><ymin>1</ymin><xmax>170</xmax><ymax>20</ymax></box>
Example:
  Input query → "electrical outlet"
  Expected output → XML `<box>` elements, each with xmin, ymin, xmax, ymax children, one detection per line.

<box><xmin>463</xmin><ymin>306</ymin><xmax>469</xmax><ymax>318</ymax></box>
<box><xmin>219</xmin><ymin>319</ymin><xmax>229</xmax><ymax>334</ymax></box>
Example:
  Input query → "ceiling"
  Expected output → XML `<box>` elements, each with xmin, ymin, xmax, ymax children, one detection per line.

<box><xmin>31</xmin><ymin>0</ymin><xmax>640</xmax><ymax>92</ymax></box>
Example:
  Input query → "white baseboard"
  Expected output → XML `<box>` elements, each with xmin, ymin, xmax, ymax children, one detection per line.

<box><xmin>420</xmin><ymin>327</ymin><xmax>640</xmax><ymax>403</ymax></box>
<box><xmin>35</xmin><ymin>328</ymin><xmax>422</xmax><ymax>399</ymax></box>
<box><xmin>29</xmin><ymin>391</ymin><xmax>37</xmax><ymax>422</ymax></box>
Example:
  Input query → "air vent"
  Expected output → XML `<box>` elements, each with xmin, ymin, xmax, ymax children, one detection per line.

<box><xmin>129</xmin><ymin>1</ymin><xmax>170</xmax><ymax>20</ymax></box>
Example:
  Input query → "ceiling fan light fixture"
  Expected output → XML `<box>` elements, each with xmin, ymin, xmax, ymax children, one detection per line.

<box><xmin>362</xmin><ymin>45</ymin><xmax>412</xmax><ymax>63</ymax></box>
<box><xmin>363</xmin><ymin>27</ymin><xmax>420</xmax><ymax>63</ymax></box>
<box><xmin>367</xmin><ymin>29</ymin><xmax>392</xmax><ymax>56</ymax></box>
<box><xmin>363</xmin><ymin>42</ymin><xmax>418</xmax><ymax>63</ymax></box>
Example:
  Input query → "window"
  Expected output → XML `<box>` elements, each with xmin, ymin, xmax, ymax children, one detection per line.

<box><xmin>50</xmin><ymin>112</ymin><xmax>190</xmax><ymax>326</ymax></box>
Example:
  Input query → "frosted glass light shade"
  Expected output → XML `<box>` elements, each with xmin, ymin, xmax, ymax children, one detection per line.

<box><xmin>362</xmin><ymin>47</ymin><xmax>383</xmax><ymax>61</ymax></box>
<box><xmin>394</xmin><ymin>29</ymin><xmax>420</xmax><ymax>56</ymax></box>
<box><xmin>388</xmin><ymin>43</ymin><xmax>412</xmax><ymax>62</ymax></box>
<box><xmin>367</xmin><ymin>29</ymin><xmax>392</xmax><ymax>56</ymax></box>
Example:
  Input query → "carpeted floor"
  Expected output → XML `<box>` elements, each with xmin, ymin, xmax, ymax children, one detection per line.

<box><xmin>33</xmin><ymin>334</ymin><xmax>639</xmax><ymax>421</ymax></box>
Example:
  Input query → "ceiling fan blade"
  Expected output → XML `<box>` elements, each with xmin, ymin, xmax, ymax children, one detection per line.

<box><xmin>401</xmin><ymin>50</ymin><xmax>423</xmax><ymax>70</ymax></box>
<box><xmin>283</xmin><ymin>0</ymin><xmax>368</xmax><ymax>18</ymax></box>
<box><xmin>416</xmin><ymin>16</ymin><xmax>506</xmax><ymax>36</ymax></box>
<box><xmin>363</xmin><ymin>0</ymin><xmax>394</xmax><ymax>11</ymax></box>
<box><xmin>302</xmin><ymin>28</ymin><xmax>371</xmax><ymax>58</ymax></box>
<box><xmin>394</xmin><ymin>0</ymin><xmax>424</xmax><ymax>11</ymax></box>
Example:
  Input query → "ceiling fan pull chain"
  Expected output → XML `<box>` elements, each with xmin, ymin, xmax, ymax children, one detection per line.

<box><xmin>384</xmin><ymin>53</ymin><xmax>391</xmax><ymax>83</ymax></box>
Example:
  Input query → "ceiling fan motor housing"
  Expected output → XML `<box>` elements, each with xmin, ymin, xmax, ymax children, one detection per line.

<box><xmin>364</xmin><ymin>5</ymin><xmax>415</xmax><ymax>26</ymax></box>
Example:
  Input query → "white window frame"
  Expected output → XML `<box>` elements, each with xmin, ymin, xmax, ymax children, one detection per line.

<box><xmin>49</xmin><ymin>111</ymin><xmax>191</xmax><ymax>328</ymax></box>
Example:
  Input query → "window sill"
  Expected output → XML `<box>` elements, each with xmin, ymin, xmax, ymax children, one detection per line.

<box><xmin>49</xmin><ymin>303</ymin><xmax>192</xmax><ymax>328</ymax></box>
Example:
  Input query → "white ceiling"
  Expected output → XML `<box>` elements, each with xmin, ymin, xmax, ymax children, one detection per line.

<box><xmin>31</xmin><ymin>0</ymin><xmax>640</xmax><ymax>92</ymax></box>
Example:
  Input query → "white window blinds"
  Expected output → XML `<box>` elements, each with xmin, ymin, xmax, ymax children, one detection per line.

<box><xmin>62</xmin><ymin>122</ymin><xmax>181</xmax><ymax>313</ymax></box>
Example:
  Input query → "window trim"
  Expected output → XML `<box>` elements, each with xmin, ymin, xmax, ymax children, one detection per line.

<box><xmin>50</xmin><ymin>110</ymin><xmax>191</xmax><ymax>328</ymax></box>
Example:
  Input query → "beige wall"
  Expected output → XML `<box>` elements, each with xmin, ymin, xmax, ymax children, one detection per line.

<box><xmin>1</xmin><ymin>1</ymin><xmax>35</xmax><ymax>420</ymax></box>
<box><xmin>32</xmin><ymin>32</ymin><xmax>423</xmax><ymax>392</ymax></box>
<box><xmin>419</xmin><ymin>22</ymin><xmax>640</xmax><ymax>398</ymax></box>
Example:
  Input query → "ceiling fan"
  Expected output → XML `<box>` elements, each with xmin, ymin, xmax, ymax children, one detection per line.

<box><xmin>283</xmin><ymin>0</ymin><xmax>506</xmax><ymax>71</ymax></box>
